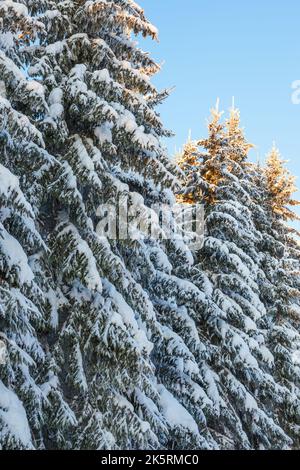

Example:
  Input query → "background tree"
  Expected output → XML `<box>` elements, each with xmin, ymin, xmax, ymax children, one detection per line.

<box><xmin>252</xmin><ymin>145</ymin><xmax>300</xmax><ymax>448</ymax></box>
<box><xmin>264</xmin><ymin>144</ymin><xmax>300</xmax><ymax>222</ymax></box>
<box><xmin>177</xmin><ymin>103</ymin><xmax>296</xmax><ymax>449</ymax></box>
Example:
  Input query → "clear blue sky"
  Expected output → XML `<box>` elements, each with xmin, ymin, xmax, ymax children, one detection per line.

<box><xmin>141</xmin><ymin>0</ymin><xmax>300</xmax><ymax>228</ymax></box>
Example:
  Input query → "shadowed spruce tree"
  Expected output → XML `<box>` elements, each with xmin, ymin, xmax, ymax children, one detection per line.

<box><xmin>178</xmin><ymin>103</ymin><xmax>299</xmax><ymax>449</ymax></box>
<box><xmin>176</xmin><ymin>137</ymin><xmax>202</xmax><ymax>204</ymax></box>
<box><xmin>0</xmin><ymin>51</ymin><xmax>76</xmax><ymax>448</ymax></box>
<box><xmin>0</xmin><ymin>162</ymin><xmax>45</xmax><ymax>450</ymax></box>
<box><xmin>0</xmin><ymin>0</ymin><xmax>224</xmax><ymax>449</ymax></box>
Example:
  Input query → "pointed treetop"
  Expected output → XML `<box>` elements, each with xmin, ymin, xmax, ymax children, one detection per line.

<box><xmin>197</xmin><ymin>100</ymin><xmax>225</xmax><ymax>159</ymax></box>
<box><xmin>209</xmin><ymin>97</ymin><xmax>224</xmax><ymax>126</ymax></box>
<box><xmin>265</xmin><ymin>144</ymin><xmax>300</xmax><ymax>221</ymax></box>
<box><xmin>227</xmin><ymin>97</ymin><xmax>242</xmax><ymax>138</ymax></box>
<box><xmin>228</xmin><ymin>107</ymin><xmax>241</xmax><ymax>137</ymax></box>
<box><xmin>226</xmin><ymin>101</ymin><xmax>254</xmax><ymax>158</ymax></box>
<box><xmin>266</xmin><ymin>143</ymin><xmax>288</xmax><ymax>177</ymax></box>
<box><xmin>176</xmin><ymin>136</ymin><xmax>199</xmax><ymax>170</ymax></box>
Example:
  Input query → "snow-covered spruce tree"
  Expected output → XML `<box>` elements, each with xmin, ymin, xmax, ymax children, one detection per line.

<box><xmin>0</xmin><ymin>1</ymin><xmax>224</xmax><ymax>449</ymax></box>
<box><xmin>251</xmin><ymin>145</ymin><xmax>300</xmax><ymax>447</ymax></box>
<box><xmin>0</xmin><ymin>161</ymin><xmax>44</xmax><ymax>450</ymax></box>
<box><xmin>176</xmin><ymin>138</ymin><xmax>202</xmax><ymax>205</ymax></box>
<box><xmin>0</xmin><ymin>43</ymin><xmax>78</xmax><ymax>447</ymax></box>
<box><xmin>178</xmin><ymin>103</ymin><xmax>295</xmax><ymax>449</ymax></box>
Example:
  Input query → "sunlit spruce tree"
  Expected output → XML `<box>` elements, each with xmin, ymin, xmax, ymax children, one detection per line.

<box><xmin>252</xmin><ymin>145</ymin><xmax>300</xmax><ymax>448</ymax></box>
<box><xmin>178</xmin><ymin>103</ymin><xmax>299</xmax><ymax>449</ymax></box>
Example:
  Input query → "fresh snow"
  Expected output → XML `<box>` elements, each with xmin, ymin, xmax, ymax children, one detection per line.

<box><xmin>0</xmin><ymin>224</ymin><xmax>34</xmax><ymax>285</ymax></box>
<box><xmin>158</xmin><ymin>385</ymin><xmax>199</xmax><ymax>435</ymax></box>
<box><xmin>0</xmin><ymin>381</ymin><xmax>33</xmax><ymax>449</ymax></box>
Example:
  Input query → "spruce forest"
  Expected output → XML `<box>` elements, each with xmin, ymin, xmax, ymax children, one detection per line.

<box><xmin>0</xmin><ymin>0</ymin><xmax>300</xmax><ymax>451</ymax></box>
